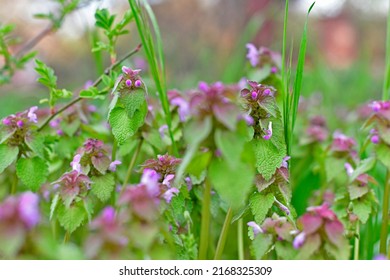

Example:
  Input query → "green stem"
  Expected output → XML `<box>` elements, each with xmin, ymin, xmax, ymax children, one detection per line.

<box><xmin>11</xmin><ymin>172</ymin><xmax>18</xmax><ymax>194</ymax></box>
<box><xmin>238</xmin><ymin>218</ymin><xmax>244</xmax><ymax>260</ymax></box>
<box><xmin>214</xmin><ymin>207</ymin><xmax>233</xmax><ymax>260</ymax></box>
<box><xmin>380</xmin><ymin>171</ymin><xmax>390</xmax><ymax>254</ymax></box>
<box><xmin>354</xmin><ymin>221</ymin><xmax>360</xmax><ymax>260</ymax></box>
<box><xmin>198</xmin><ymin>179</ymin><xmax>212</xmax><ymax>260</ymax></box>
<box><xmin>121</xmin><ymin>138</ymin><xmax>143</xmax><ymax>190</ymax></box>
<box><xmin>111</xmin><ymin>139</ymin><xmax>117</xmax><ymax>161</ymax></box>
<box><xmin>63</xmin><ymin>231</ymin><xmax>70</xmax><ymax>243</ymax></box>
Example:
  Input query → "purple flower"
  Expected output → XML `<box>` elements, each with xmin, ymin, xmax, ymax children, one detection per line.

<box><xmin>125</xmin><ymin>79</ymin><xmax>132</xmax><ymax>87</ymax></box>
<box><xmin>247</xmin><ymin>221</ymin><xmax>263</xmax><ymax>237</ymax></box>
<box><xmin>109</xmin><ymin>160</ymin><xmax>122</xmax><ymax>172</ymax></box>
<box><xmin>2</xmin><ymin>117</ymin><xmax>11</xmax><ymax>126</ymax></box>
<box><xmin>162</xmin><ymin>174</ymin><xmax>175</xmax><ymax>188</ymax></box>
<box><xmin>263</xmin><ymin>121</ymin><xmax>273</xmax><ymax>140</ymax></box>
<box><xmin>141</xmin><ymin>168</ymin><xmax>160</xmax><ymax>196</ymax></box>
<box><xmin>49</xmin><ymin>119</ymin><xmax>61</xmax><ymax>128</ymax></box>
<box><xmin>246</xmin><ymin>43</ymin><xmax>260</xmax><ymax>67</ymax></box>
<box><xmin>185</xmin><ymin>176</ymin><xmax>192</xmax><ymax>191</ymax></box>
<box><xmin>331</xmin><ymin>131</ymin><xmax>356</xmax><ymax>153</ymax></box>
<box><xmin>18</xmin><ymin>192</ymin><xmax>40</xmax><ymax>229</ymax></box>
<box><xmin>27</xmin><ymin>106</ymin><xmax>38</xmax><ymax>123</ymax></box>
<box><xmin>344</xmin><ymin>163</ymin><xmax>354</xmax><ymax>176</ymax></box>
<box><xmin>171</xmin><ymin>97</ymin><xmax>190</xmax><ymax>122</ymax></box>
<box><xmin>134</xmin><ymin>80</ymin><xmax>142</xmax><ymax>87</ymax></box>
<box><xmin>70</xmin><ymin>154</ymin><xmax>82</xmax><ymax>173</ymax></box>
<box><xmin>16</xmin><ymin>120</ymin><xmax>24</xmax><ymax>127</ymax></box>
<box><xmin>274</xmin><ymin>198</ymin><xmax>290</xmax><ymax>215</ymax></box>
<box><xmin>159</xmin><ymin>124</ymin><xmax>168</xmax><ymax>139</ymax></box>
<box><xmin>293</xmin><ymin>232</ymin><xmax>306</xmax><ymax>249</ymax></box>
<box><xmin>373</xmin><ymin>254</ymin><xmax>388</xmax><ymax>260</ymax></box>
<box><xmin>141</xmin><ymin>154</ymin><xmax>181</xmax><ymax>178</ymax></box>
<box><xmin>162</xmin><ymin>187</ymin><xmax>179</xmax><ymax>203</ymax></box>
<box><xmin>281</xmin><ymin>156</ymin><xmax>291</xmax><ymax>169</ymax></box>
<box><xmin>371</xmin><ymin>135</ymin><xmax>380</xmax><ymax>144</ymax></box>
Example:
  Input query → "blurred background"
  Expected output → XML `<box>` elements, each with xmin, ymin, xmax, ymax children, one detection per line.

<box><xmin>0</xmin><ymin>0</ymin><xmax>389</xmax><ymax>125</ymax></box>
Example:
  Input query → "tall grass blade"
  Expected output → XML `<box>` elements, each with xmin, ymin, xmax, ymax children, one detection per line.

<box><xmin>289</xmin><ymin>2</ymin><xmax>315</xmax><ymax>151</ymax></box>
<box><xmin>383</xmin><ymin>0</ymin><xmax>390</xmax><ymax>100</ymax></box>
<box><xmin>128</xmin><ymin>0</ymin><xmax>178</xmax><ymax>155</ymax></box>
<box><xmin>282</xmin><ymin>0</ymin><xmax>290</xmax><ymax>154</ymax></box>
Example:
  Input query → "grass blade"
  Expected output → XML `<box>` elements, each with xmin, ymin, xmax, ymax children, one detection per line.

<box><xmin>383</xmin><ymin>0</ymin><xmax>390</xmax><ymax>100</ymax></box>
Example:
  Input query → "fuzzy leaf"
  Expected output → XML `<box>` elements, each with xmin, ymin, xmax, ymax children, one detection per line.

<box><xmin>253</xmin><ymin>113</ymin><xmax>286</xmax><ymax>180</ymax></box>
<box><xmin>109</xmin><ymin>104</ymin><xmax>147</xmax><ymax>145</ymax></box>
<box><xmin>91</xmin><ymin>174</ymin><xmax>115</xmax><ymax>202</ymax></box>
<box><xmin>352</xmin><ymin>198</ymin><xmax>372</xmax><ymax>223</ymax></box>
<box><xmin>208</xmin><ymin>157</ymin><xmax>255</xmax><ymax>211</ymax></box>
<box><xmin>275</xmin><ymin>242</ymin><xmax>297</xmax><ymax>260</ymax></box>
<box><xmin>16</xmin><ymin>157</ymin><xmax>48</xmax><ymax>191</ymax></box>
<box><xmin>349</xmin><ymin>157</ymin><xmax>376</xmax><ymax>183</ymax></box>
<box><xmin>25</xmin><ymin>133</ymin><xmax>46</xmax><ymax>159</ymax></box>
<box><xmin>215</xmin><ymin>128</ymin><xmax>246</xmax><ymax>169</ymax></box>
<box><xmin>0</xmin><ymin>144</ymin><xmax>18</xmax><ymax>174</ymax></box>
<box><xmin>57</xmin><ymin>203</ymin><xmax>87</xmax><ymax>233</ymax></box>
<box><xmin>348</xmin><ymin>184</ymin><xmax>369</xmax><ymax>200</ymax></box>
<box><xmin>250</xmin><ymin>234</ymin><xmax>273</xmax><ymax>260</ymax></box>
<box><xmin>120</xmin><ymin>88</ymin><xmax>146</xmax><ymax>118</ymax></box>
<box><xmin>184</xmin><ymin>117</ymin><xmax>212</xmax><ymax>147</ymax></box>
<box><xmin>249</xmin><ymin>192</ymin><xmax>275</xmax><ymax>224</ymax></box>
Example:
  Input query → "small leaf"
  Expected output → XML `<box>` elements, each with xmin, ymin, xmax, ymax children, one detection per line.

<box><xmin>184</xmin><ymin>117</ymin><xmax>212</xmax><ymax>147</ymax></box>
<box><xmin>325</xmin><ymin>157</ymin><xmax>346</xmax><ymax>183</ymax></box>
<box><xmin>16</xmin><ymin>157</ymin><xmax>48</xmax><ymax>191</ymax></box>
<box><xmin>25</xmin><ymin>133</ymin><xmax>46</xmax><ymax>159</ymax></box>
<box><xmin>57</xmin><ymin>203</ymin><xmax>87</xmax><ymax>233</ymax></box>
<box><xmin>352</xmin><ymin>198</ymin><xmax>372</xmax><ymax>223</ymax></box>
<box><xmin>249</xmin><ymin>192</ymin><xmax>275</xmax><ymax>225</ymax></box>
<box><xmin>348</xmin><ymin>184</ymin><xmax>369</xmax><ymax>200</ymax></box>
<box><xmin>376</xmin><ymin>143</ymin><xmax>390</xmax><ymax>170</ymax></box>
<box><xmin>91</xmin><ymin>174</ymin><xmax>115</xmax><ymax>202</ymax></box>
<box><xmin>349</xmin><ymin>157</ymin><xmax>376</xmax><ymax>183</ymax></box>
<box><xmin>0</xmin><ymin>144</ymin><xmax>19</xmax><ymax>174</ymax></box>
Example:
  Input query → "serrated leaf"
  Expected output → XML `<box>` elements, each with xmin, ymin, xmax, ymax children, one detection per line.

<box><xmin>91</xmin><ymin>174</ymin><xmax>115</xmax><ymax>202</ymax></box>
<box><xmin>275</xmin><ymin>242</ymin><xmax>298</xmax><ymax>260</ymax></box>
<box><xmin>120</xmin><ymin>88</ymin><xmax>146</xmax><ymax>118</ymax></box>
<box><xmin>252</xmin><ymin>111</ymin><xmax>286</xmax><ymax>180</ymax></box>
<box><xmin>0</xmin><ymin>125</ymin><xmax>16</xmax><ymax>144</ymax></box>
<box><xmin>16</xmin><ymin>157</ymin><xmax>48</xmax><ymax>191</ymax></box>
<box><xmin>250</xmin><ymin>234</ymin><xmax>273</xmax><ymax>260</ymax></box>
<box><xmin>348</xmin><ymin>184</ymin><xmax>369</xmax><ymax>200</ymax></box>
<box><xmin>108</xmin><ymin>104</ymin><xmax>146</xmax><ymax>145</ymax></box>
<box><xmin>25</xmin><ymin>133</ymin><xmax>46</xmax><ymax>158</ymax></box>
<box><xmin>352</xmin><ymin>198</ymin><xmax>372</xmax><ymax>223</ymax></box>
<box><xmin>208</xmin><ymin>158</ymin><xmax>255</xmax><ymax>211</ymax></box>
<box><xmin>57</xmin><ymin>203</ymin><xmax>87</xmax><ymax>233</ymax></box>
<box><xmin>0</xmin><ymin>144</ymin><xmax>18</xmax><ymax>173</ymax></box>
<box><xmin>249</xmin><ymin>192</ymin><xmax>275</xmax><ymax>224</ymax></box>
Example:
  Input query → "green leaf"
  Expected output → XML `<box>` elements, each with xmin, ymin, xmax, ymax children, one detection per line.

<box><xmin>208</xmin><ymin>158</ymin><xmax>255</xmax><ymax>211</ymax></box>
<box><xmin>376</xmin><ymin>143</ymin><xmax>390</xmax><ymax>170</ymax></box>
<box><xmin>16</xmin><ymin>157</ymin><xmax>48</xmax><ymax>191</ymax></box>
<box><xmin>108</xmin><ymin>104</ymin><xmax>146</xmax><ymax>145</ymax></box>
<box><xmin>186</xmin><ymin>150</ymin><xmax>212</xmax><ymax>178</ymax></box>
<box><xmin>95</xmin><ymin>9</ymin><xmax>115</xmax><ymax>30</ymax></box>
<box><xmin>215</xmin><ymin>129</ymin><xmax>246</xmax><ymax>169</ymax></box>
<box><xmin>325</xmin><ymin>157</ymin><xmax>346</xmax><ymax>183</ymax></box>
<box><xmin>348</xmin><ymin>184</ymin><xmax>369</xmax><ymax>200</ymax></box>
<box><xmin>79</xmin><ymin>87</ymin><xmax>99</xmax><ymax>99</ymax></box>
<box><xmin>0</xmin><ymin>125</ymin><xmax>16</xmax><ymax>144</ymax></box>
<box><xmin>35</xmin><ymin>59</ymin><xmax>57</xmax><ymax>89</ymax></box>
<box><xmin>349</xmin><ymin>157</ymin><xmax>376</xmax><ymax>183</ymax></box>
<box><xmin>275</xmin><ymin>242</ymin><xmax>298</xmax><ymax>260</ymax></box>
<box><xmin>249</xmin><ymin>192</ymin><xmax>275</xmax><ymax>225</ymax></box>
<box><xmin>120</xmin><ymin>88</ymin><xmax>146</xmax><ymax>118</ymax></box>
<box><xmin>91</xmin><ymin>174</ymin><xmax>115</xmax><ymax>202</ymax></box>
<box><xmin>250</xmin><ymin>234</ymin><xmax>273</xmax><ymax>260</ymax></box>
<box><xmin>352</xmin><ymin>198</ymin><xmax>372</xmax><ymax>223</ymax></box>
<box><xmin>57</xmin><ymin>203</ymin><xmax>87</xmax><ymax>233</ymax></box>
<box><xmin>0</xmin><ymin>144</ymin><xmax>19</xmax><ymax>174</ymax></box>
<box><xmin>25</xmin><ymin>133</ymin><xmax>46</xmax><ymax>159</ymax></box>
<box><xmin>184</xmin><ymin>118</ymin><xmax>212</xmax><ymax>147</ymax></box>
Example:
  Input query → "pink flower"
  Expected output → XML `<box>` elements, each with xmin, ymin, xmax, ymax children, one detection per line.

<box><xmin>141</xmin><ymin>169</ymin><xmax>160</xmax><ymax>196</ymax></box>
<box><xmin>159</xmin><ymin>124</ymin><xmax>168</xmax><ymax>139</ymax></box>
<box><xmin>263</xmin><ymin>121</ymin><xmax>273</xmax><ymax>140</ymax></box>
<box><xmin>109</xmin><ymin>160</ymin><xmax>122</xmax><ymax>172</ymax></box>
<box><xmin>70</xmin><ymin>154</ymin><xmax>82</xmax><ymax>173</ymax></box>
<box><xmin>162</xmin><ymin>174</ymin><xmax>175</xmax><ymax>188</ymax></box>
<box><xmin>247</xmin><ymin>221</ymin><xmax>263</xmax><ymax>237</ymax></box>
<box><xmin>162</xmin><ymin>187</ymin><xmax>179</xmax><ymax>203</ymax></box>
<box><xmin>246</xmin><ymin>43</ymin><xmax>260</xmax><ymax>67</ymax></box>
<box><xmin>344</xmin><ymin>163</ymin><xmax>354</xmax><ymax>176</ymax></box>
<box><xmin>27</xmin><ymin>106</ymin><xmax>38</xmax><ymax>123</ymax></box>
<box><xmin>293</xmin><ymin>232</ymin><xmax>306</xmax><ymax>249</ymax></box>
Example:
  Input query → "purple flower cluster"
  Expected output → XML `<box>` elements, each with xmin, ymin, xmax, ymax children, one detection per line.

<box><xmin>240</xmin><ymin>81</ymin><xmax>277</xmax><ymax>139</ymax></box>
<box><xmin>293</xmin><ymin>204</ymin><xmax>345</xmax><ymax>250</ymax></box>
<box><xmin>246</xmin><ymin>44</ymin><xmax>281</xmax><ymax>73</ymax></box>
<box><xmin>247</xmin><ymin>214</ymin><xmax>294</xmax><ymax>242</ymax></box>
<box><xmin>330</xmin><ymin>131</ymin><xmax>356</xmax><ymax>155</ymax></box>
<box><xmin>305</xmin><ymin>116</ymin><xmax>329</xmax><ymax>143</ymax></box>
<box><xmin>1</xmin><ymin>106</ymin><xmax>39</xmax><ymax>146</ymax></box>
